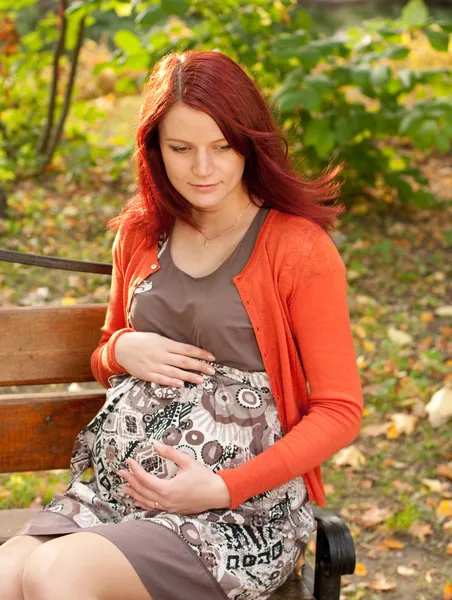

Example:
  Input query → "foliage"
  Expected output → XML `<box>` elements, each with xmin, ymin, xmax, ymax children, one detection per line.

<box><xmin>0</xmin><ymin>0</ymin><xmax>452</xmax><ymax>212</ymax></box>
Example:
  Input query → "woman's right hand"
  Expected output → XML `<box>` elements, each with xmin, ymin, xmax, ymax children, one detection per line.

<box><xmin>114</xmin><ymin>332</ymin><xmax>216</xmax><ymax>387</ymax></box>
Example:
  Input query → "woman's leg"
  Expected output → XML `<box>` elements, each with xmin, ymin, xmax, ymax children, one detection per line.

<box><xmin>0</xmin><ymin>535</ymin><xmax>54</xmax><ymax>600</ymax></box>
<box><xmin>23</xmin><ymin>531</ymin><xmax>153</xmax><ymax>600</ymax></box>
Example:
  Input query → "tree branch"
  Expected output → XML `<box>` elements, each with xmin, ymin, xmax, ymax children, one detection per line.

<box><xmin>40</xmin><ymin>14</ymin><xmax>86</xmax><ymax>172</ymax></box>
<box><xmin>37</xmin><ymin>0</ymin><xmax>69</xmax><ymax>155</ymax></box>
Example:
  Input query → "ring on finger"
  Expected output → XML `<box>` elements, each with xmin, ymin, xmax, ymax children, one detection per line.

<box><xmin>154</xmin><ymin>500</ymin><xmax>159</xmax><ymax>510</ymax></box>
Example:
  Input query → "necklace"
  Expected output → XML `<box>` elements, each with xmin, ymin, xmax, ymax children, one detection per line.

<box><xmin>201</xmin><ymin>200</ymin><xmax>253</xmax><ymax>248</ymax></box>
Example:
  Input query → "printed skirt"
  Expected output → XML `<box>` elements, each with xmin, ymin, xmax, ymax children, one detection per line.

<box><xmin>20</xmin><ymin>364</ymin><xmax>316</xmax><ymax>600</ymax></box>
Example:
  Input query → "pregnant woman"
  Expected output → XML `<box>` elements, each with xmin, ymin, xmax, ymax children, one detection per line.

<box><xmin>0</xmin><ymin>50</ymin><xmax>363</xmax><ymax>600</ymax></box>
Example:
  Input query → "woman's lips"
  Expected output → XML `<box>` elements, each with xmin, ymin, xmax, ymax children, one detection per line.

<box><xmin>190</xmin><ymin>183</ymin><xmax>219</xmax><ymax>192</ymax></box>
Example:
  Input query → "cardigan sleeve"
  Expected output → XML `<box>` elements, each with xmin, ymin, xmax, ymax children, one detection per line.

<box><xmin>217</xmin><ymin>231</ymin><xmax>364</xmax><ymax>508</ymax></box>
<box><xmin>90</xmin><ymin>230</ymin><xmax>135</xmax><ymax>388</ymax></box>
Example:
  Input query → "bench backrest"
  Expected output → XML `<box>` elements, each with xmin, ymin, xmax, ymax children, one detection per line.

<box><xmin>0</xmin><ymin>305</ymin><xmax>107</xmax><ymax>473</ymax></box>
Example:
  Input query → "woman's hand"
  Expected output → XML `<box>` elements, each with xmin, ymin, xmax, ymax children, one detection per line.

<box><xmin>114</xmin><ymin>332</ymin><xmax>216</xmax><ymax>387</ymax></box>
<box><xmin>116</xmin><ymin>441</ymin><xmax>231</xmax><ymax>515</ymax></box>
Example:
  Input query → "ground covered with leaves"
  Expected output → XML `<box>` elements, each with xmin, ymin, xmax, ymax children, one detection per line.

<box><xmin>0</xmin><ymin>156</ymin><xmax>451</xmax><ymax>599</ymax></box>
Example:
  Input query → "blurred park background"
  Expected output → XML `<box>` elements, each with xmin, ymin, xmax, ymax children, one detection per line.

<box><xmin>0</xmin><ymin>0</ymin><xmax>451</xmax><ymax>597</ymax></box>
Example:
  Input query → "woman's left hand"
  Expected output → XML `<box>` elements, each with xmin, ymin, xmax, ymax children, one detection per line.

<box><xmin>116</xmin><ymin>441</ymin><xmax>231</xmax><ymax>515</ymax></box>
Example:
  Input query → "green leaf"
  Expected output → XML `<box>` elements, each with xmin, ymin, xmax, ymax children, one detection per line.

<box><xmin>371</xmin><ymin>65</ymin><xmax>391</xmax><ymax>90</ymax></box>
<box><xmin>296</xmin><ymin>45</ymin><xmax>321</xmax><ymax>70</ymax></box>
<box><xmin>65</xmin><ymin>0</ymin><xmax>84</xmax><ymax>14</ymax></box>
<box><xmin>303</xmin><ymin>120</ymin><xmax>335</xmax><ymax>158</ymax></box>
<box><xmin>350</xmin><ymin>65</ymin><xmax>371</xmax><ymax>89</ymax></box>
<box><xmin>399</xmin><ymin>111</ymin><xmax>423</xmax><ymax>136</ymax></box>
<box><xmin>435</xmin><ymin>132</ymin><xmax>451</xmax><ymax>153</ymax></box>
<box><xmin>273</xmin><ymin>33</ymin><xmax>308</xmax><ymax>61</ymax></box>
<box><xmin>386</xmin><ymin>45</ymin><xmax>410</xmax><ymax>60</ymax></box>
<box><xmin>411</xmin><ymin>189</ymin><xmax>435</xmax><ymax>208</ymax></box>
<box><xmin>136</xmin><ymin>6</ymin><xmax>166</xmax><ymax>27</ymax></box>
<box><xmin>398</xmin><ymin>69</ymin><xmax>416</xmax><ymax>89</ymax></box>
<box><xmin>161</xmin><ymin>0</ymin><xmax>189</xmax><ymax>17</ymax></box>
<box><xmin>275</xmin><ymin>91</ymin><xmax>304</xmax><ymax>112</ymax></box>
<box><xmin>437</xmin><ymin>20</ymin><xmax>452</xmax><ymax>34</ymax></box>
<box><xmin>401</xmin><ymin>0</ymin><xmax>429</xmax><ymax>28</ymax></box>
<box><xmin>412</xmin><ymin>119</ymin><xmax>438</xmax><ymax>150</ymax></box>
<box><xmin>114</xmin><ymin>30</ymin><xmax>143</xmax><ymax>55</ymax></box>
<box><xmin>425</xmin><ymin>28</ymin><xmax>450</xmax><ymax>52</ymax></box>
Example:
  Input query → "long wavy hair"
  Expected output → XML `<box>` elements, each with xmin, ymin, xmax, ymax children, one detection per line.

<box><xmin>109</xmin><ymin>50</ymin><xmax>345</xmax><ymax>245</ymax></box>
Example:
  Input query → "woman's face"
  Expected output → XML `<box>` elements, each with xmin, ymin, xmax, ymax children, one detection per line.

<box><xmin>158</xmin><ymin>103</ymin><xmax>246</xmax><ymax>211</ymax></box>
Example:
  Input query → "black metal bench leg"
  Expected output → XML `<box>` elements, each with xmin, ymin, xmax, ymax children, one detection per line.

<box><xmin>312</xmin><ymin>506</ymin><xmax>356</xmax><ymax>600</ymax></box>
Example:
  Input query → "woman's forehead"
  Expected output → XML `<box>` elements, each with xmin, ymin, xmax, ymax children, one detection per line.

<box><xmin>159</xmin><ymin>104</ymin><xmax>224</xmax><ymax>143</ymax></box>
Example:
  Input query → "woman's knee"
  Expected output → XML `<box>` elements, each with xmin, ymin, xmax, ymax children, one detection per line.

<box><xmin>0</xmin><ymin>536</ymin><xmax>46</xmax><ymax>600</ymax></box>
<box><xmin>22</xmin><ymin>541</ymin><xmax>63</xmax><ymax>600</ymax></box>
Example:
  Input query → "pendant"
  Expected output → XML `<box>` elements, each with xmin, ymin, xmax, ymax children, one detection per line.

<box><xmin>205</xmin><ymin>241</ymin><xmax>209</xmax><ymax>248</ymax></box>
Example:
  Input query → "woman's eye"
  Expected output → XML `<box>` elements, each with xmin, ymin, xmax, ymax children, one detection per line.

<box><xmin>218</xmin><ymin>145</ymin><xmax>231</xmax><ymax>151</ymax></box>
<box><xmin>170</xmin><ymin>146</ymin><xmax>189</xmax><ymax>153</ymax></box>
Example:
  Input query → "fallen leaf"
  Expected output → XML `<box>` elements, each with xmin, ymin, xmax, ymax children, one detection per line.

<box><xmin>426</xmin><ymin>383</ymin><xmax>452</xmax><ymax>428</ymax></box>
<box><xmin>446</xmin><ymin>543</ymin><xmax>452</xmax><ymax>556</ymax></box>
<box><xmin>61</xmin><ymin>296</ymin><xmax>77</xmax><ymax>306</ymax></box>
<box><xmin>443</xmin><ymin>520</ymin><xmax>452</xmax><ymax>532</ymax></box>
<box><xmin>422</xmin><ymin>478</ymin><xmax>447</xmax><ymax>493</ymax></box>
<box><xmin>436</xmin><ymin>306</ymin><xmax>452</xmax><ymax>317</ymax></box>
<box><xmin>426</xmin><ymin>568</ymin><xmax>438</xmax><ymax>583</ymax></box>
<box><xmin>437</xmin><ymin>500</ymin><xmax>452</xmax><ymax>517</ymax></box>
<box><xmin>355</xmin><ymin>563</ymin><xmax>367</xmax><ymax>576</ymax></box>
<box><xmin>367</xmin><ymin>572</ymin><xmax>397</xmax><ymax>591</ymax></box>
<box><xmin>397</xmin><ymin>565</ymin><xmax>416</xmax><ymax>577</ymax></box>
<box><xmin>387</xmin><ymin>326</ymin><xmax>413</xmax><ymax>346</ymax></box>
<box><xmin>332</xmin><ymin>445</ymin><xmax>366</xmax><ymax>469</ymax></box>
<box><xmin>444</xmin><ymin>583</ymin><xmax>452</xmax><ymax>600</ymax></box>
<box><xmin>361</xmin><ymin>422</ymin><xmax>390</xmax><ymax>437</ymax></box>
<box><xmin>437</xmin><ymin>463</ymin><xmax>452</xmax><ymax>480</ymax></box>
<box><xmin>384</xmin><ymin>538</ymin><xmax>405</xmax><ymax>549</ymax></box>
<box><xmin>358</xmin><ymin>506</ymin><xmax>392</xmax><ymax>527</ymax></box>
<box><xmin>387</xmin><ymin>413</ymin><xmax>418</xmax><ymax>438</ymax></box>
<box><xmin>408</xmin><ymin>521</ymin><xmax>433</xmax><ymax>542</ymax></box>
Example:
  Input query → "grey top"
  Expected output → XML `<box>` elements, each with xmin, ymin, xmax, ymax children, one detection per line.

<box><xmin>129</xmin><ymin>207</ymin><xmax>270</xmax><ymax>371</ymax></box>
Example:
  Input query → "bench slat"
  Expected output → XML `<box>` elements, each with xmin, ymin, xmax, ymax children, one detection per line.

<box><xmin>0</xmin><ymin>305</ymin><xmax>107</xmax><ymax>386</ymax></box>
<box><xmin>0</xmin><ymin>391</ymin><xmax>105</xmax><ymax>472</ymax></box>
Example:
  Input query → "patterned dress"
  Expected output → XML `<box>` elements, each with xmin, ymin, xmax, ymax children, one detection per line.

<box><xmin>19</xmin><ymin>208</ymin><xmax>316</xmax><ymax>600</ymax></box>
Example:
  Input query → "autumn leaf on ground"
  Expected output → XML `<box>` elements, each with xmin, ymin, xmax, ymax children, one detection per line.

<box><xmin>383</xmin><ymin>538</ymin><xmax>405</xmax><ymax>549</ymax></box>
<box><xmin>426</xmin><ymin>383</ymin><xmax>452</xmax><ymax>428</ymax></box>
<box><xmin>361</xmin><ymin>422</ymin><xmax>390</xmax><ymax>437</ymax></box>
<box><xmin>444</xmin><ymin>583</ymin><xmax>452</xmax><ymax>600</ymax></box>
<box><xmin>387</xmin><ymin>326</ymin><xmax>413</xmax><ymax>346</ymax></box>
<box><xmin>358</xmin><ymin>506</ymin><xmax>392</xmax><ymax>527</ymax></box>
<box><xmin>397</xmin><ymin>565</ymin><xmax>416</xmax><ymax>577</ymax></box>
<box><xmin>332</xmin><ymin>445</ymin><xmax>366</xmax><ymax>469</ymax></box>
<box><xmin>387</xmin><ymin>413</ymin><xmax>418</xmax><ymax>438</ymax></box>
<box><xmin>437</xmin><ymin>500</ymin><xmax>452</xmax><ymax>517</ymax></box>
<box><xmin>355</xmin><ymin>563</ymin><xmax>367</xmax><ymax>576</ymax></box>
<box><xmin>366</xmin><ymin>572</ymin><xmax>397</xmax><ymax>591</ymax></box>
<box><xmin>408</xmin><ymin>521</ymin><xmax>433</xmax><ymax>542</ymax></box>
<box><xmin>437</xmin><ymin>463</ymin><xmax>452</xmax><ymax>480</ymax></box>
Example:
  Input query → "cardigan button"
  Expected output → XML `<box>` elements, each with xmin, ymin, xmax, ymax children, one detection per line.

<box><xmin>151</xmin><ymin>264</ymin><xmax>157</xmax><ymax>269</ymax></box>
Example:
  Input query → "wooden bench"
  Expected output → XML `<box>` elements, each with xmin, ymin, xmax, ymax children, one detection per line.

<box><xmin>0</xmin><ymin>252</ymin><xmax>356</xmax><ymax>599</ymax></box>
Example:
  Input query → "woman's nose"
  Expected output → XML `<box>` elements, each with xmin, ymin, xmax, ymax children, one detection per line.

<box><xmin>192</xmin><ymin>150</ymin><xmax>215</xmax><ymax>178</ymax></box>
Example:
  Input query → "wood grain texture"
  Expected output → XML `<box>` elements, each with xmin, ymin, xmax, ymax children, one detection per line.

<box><xmin>0</xmin><ymin>391</ymin><xmax>105</xmax><ymax>473</ymax></box>
<box><xmin>0</xmin><ymin>305</ymin><xmax>107</xmax><ymax>386</ymax></box>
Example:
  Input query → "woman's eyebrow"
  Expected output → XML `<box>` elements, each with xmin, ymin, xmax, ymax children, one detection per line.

<box><xmin>165</xmin><ymin>137</ymin><xmax>227</xmax><ymax>144</ymax></box>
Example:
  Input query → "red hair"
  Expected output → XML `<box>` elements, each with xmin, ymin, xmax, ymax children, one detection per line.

<box><xmin>109</xmin><ymin>50</ymin><xmax>345</xmax><ymax>245</ymax></box>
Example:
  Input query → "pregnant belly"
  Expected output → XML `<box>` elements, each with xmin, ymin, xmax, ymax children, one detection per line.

<box><xmin>90</xmin><ymin>369</ymin><xmax>280</xmax><ymax>485</ymax></box>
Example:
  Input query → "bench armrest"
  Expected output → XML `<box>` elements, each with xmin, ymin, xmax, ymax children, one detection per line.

<box><xmin>312</xmin><ymin>506</ymin><xmax>356</xmax><ymax>600</ymax></box>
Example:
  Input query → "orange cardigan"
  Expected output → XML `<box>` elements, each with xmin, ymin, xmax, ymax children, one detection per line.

<box><xmin>91</xmin><ymin>209</ymin><xmax>363</xmax><ymax>509</ymax></box>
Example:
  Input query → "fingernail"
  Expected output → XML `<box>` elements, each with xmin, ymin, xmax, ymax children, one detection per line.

<box><xmin>207</xmin><ymin>367</ymin><xmax>215</xmax><ymax>375</ymax></box>
<box><xmin>195</xmin><ymin>375</ymin><xmax>204</xmax><ymax>383</ymax></box>
<box><xmin>154</xmin><ymin>440</ymin><xmax>164</xmax><ymax>450</ymax></box>
<box><xmin>207</xmin><ymin>354</ymin><xmax>216</xmax><ymax>361</ymax></box>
